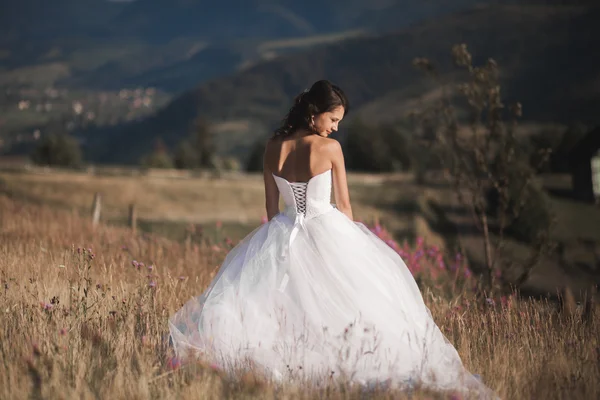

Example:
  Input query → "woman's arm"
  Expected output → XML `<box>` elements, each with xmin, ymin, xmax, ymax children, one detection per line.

<box><xmin>263</xmin><ymin>140</ymin><xmax>280</xmax><ymax>221</ymax></box>
<box><xmin>328</xmin><ymin>139</ymin><xmax>353</xmax><ymax>221</ymax></box>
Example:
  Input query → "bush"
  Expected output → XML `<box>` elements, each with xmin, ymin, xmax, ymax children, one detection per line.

<box><xmin>31</xmin><ymin>133</ymin><xmax>83</xmax><ymax>168</ymax></box>
<box><xmin>140</xmin><ymin>138</ymin><xmax>174</xmax><ymax>169</ymax></box>
<box><xmin>221</xmin><ymin>156</ymin><xmax>241</xmax><ymax>171</ymax></box>
<box><xmin>173</xmin><ymin>140</ymin><xmax>199</xmax><ymax>170</ymax></box>
<box><xmin>245</xmin><ymin>140</ymin><xmax>266</xmax><ymax>172</ymax></box>
<box><xmin>343</xmin><ymin>119</ymin><xmax>414</xmax><ymax>172</ymax></box>
<box><xmin>486</xmin><ymin>162</ymin><xmax>553</xmax><ymax>243</ymax></box>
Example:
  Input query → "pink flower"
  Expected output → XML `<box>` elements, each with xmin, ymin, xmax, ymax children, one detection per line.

<box><xmin>148</xmin><ymin>281</ymin><xmax>156</xmax><ymax>288</ymax></box>
<box><xmin>216</xmin><ymin>220</ymin><xmax>222</xmax><ymax>229</ymax></box>
<box><xmin>166</xmin><ymin>356</ymin><xmax>181</xmax><ymax>370</ymax></box>
<box><xmin>416</xmin><ymin>236</ymin><xmax>424</xmax><ymax>248</ymax></box>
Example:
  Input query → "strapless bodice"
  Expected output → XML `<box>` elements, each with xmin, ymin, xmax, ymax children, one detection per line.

<box><xmin>272</xmin><ymin>169</ymin><xmax>334</xmax><ymax>221</ymax></box>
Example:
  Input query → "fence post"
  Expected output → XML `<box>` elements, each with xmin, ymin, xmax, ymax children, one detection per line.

<box><xmin>91</xmin><ymin>192</ymin><xmax>101</xmax><ymax>227</ymax></box>
<box><xmin>128</xmin><ymin>203</ymin><xmax>137</xmax><ymax>234</ymax></box>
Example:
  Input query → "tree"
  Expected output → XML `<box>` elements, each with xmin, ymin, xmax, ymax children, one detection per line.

<box><xmin>173</xmin><ymin>139</ymin><xmax>198</xmax><ymax>170</ymax></box>
<box><xmin>245</xmin><ymin>139</ymin><xmax>266</xmax><ymax>172</ymax></box>
<box><xmin>343</xmin><ymin>118</ymin><xmax>394</xmax><ymax>172</ymax></box>
<box><xmin>140</xmin><ymin>138</ymin><xmax>174</xmax><ymax>169</ymax></box>
<box><xmin>31</xmin><ymin>133</ymin><xmax>83</xmax><ymax>167</ymax></box>
<box><xmin>190</xmin><ymin>116</ymin><xmax>216</xmax><ymax>168</ymax></box>
<box><xmin>413</xmin><ymin>44</ymin><xmax>554</xmax><ymax>293</ymax></box>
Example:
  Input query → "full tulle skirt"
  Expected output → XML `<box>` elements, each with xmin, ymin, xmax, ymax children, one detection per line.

<box><xmin>169</xmin><ymin>208</ymin><xmax>497</xmax><ymax>398</ymax></box>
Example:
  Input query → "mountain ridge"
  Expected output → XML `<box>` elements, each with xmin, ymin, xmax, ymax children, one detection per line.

<box><xmin>81</xmin><ymin>3</ymin><xmax>600</xmax><ymax>164</ymax></box>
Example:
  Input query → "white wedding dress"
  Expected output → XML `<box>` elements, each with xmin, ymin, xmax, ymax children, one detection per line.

<box><xmin>169</xmin><ymin>169</ymin><xmax>498</xmax><ymax>398</ymax></box>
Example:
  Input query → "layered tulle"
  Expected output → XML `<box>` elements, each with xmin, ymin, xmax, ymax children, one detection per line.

<box><xmin>168</xmin><ymin>208</ymin><xmax>497</xmax><ymax>398</ymax></box>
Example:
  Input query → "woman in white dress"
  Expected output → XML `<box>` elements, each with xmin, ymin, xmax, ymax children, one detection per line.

<box><xmin>169</xmin><ymin>80</ymin><xmax>498</xmax><ymax>398</ymax></box>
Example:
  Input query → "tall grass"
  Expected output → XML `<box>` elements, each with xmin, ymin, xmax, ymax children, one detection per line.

<box><xmin>0</xmin><ymin>195</ymin><xmax>598</xmax><ymax>399</ymax></box>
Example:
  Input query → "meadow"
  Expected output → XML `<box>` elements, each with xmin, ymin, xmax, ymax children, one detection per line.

<box><xmin>0</xmin><ymin>168</ymin><xmax>599</xmax><ymax>399</ymax></box>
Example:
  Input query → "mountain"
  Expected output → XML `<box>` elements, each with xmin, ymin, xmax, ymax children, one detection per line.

<box><xmin>1</xmin><ymin>0</ymin><xmax>492</xmax><ymax>143</ymax></box>
<box><xmin>81</xmin><ymin>3</ymin><xmax>600</xmax><ymax>164</ymax></box>
<box><xmin>1</xmin><ymin>0</ymin><xmax>482</xmax><ymax>83</ymax></box>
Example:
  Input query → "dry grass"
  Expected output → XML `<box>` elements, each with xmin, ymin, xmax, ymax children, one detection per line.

<box><xmin>0</xmin><ymin>169</ymin><xmax>414</xmax><ymax>227</ymax></box>
<box><xmin>1</xmin><ymin>191</ymin><xmax>599</xmax><ymax>399</ymax></box>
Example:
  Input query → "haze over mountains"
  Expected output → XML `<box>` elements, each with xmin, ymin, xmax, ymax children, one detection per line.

<box><xmin>81</xmin><ymin>2</ymin><xmax>600</xmax><ymax>164</ymax></box>
<box><xmin>1</xmin><ymin>1</ymin><xmax>599</xmax><ymax>164</ymax></box>
<box><xmin>1</xmin><ymin>0</ymin><xmax>479</xmax><ymax>91</ymax></box>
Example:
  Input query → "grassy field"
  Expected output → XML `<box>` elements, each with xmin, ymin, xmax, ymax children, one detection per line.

<box><xmin>1</xmin><ymin>167</ymin><xmax>599</xmax><ymax>298</ymax></box>
<box><xmin>0</xmin><ymin>168</ymin><xmax>416</xmax><ymax>242</ymax></box>
<box><xmin>1</xmin><ymin>178</ymin><xmax>599</xmax><ymax>399</ymax></box>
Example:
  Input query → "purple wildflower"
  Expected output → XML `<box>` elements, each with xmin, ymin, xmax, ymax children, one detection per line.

<box><xmin>167</xmin><ymin>356</ymin><xmax>181</xmax><ymax>370</ymax></box>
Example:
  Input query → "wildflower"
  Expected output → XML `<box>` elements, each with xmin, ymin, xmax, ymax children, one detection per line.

<box><xmin>216</xmin><ymin>220</ymin><xmax>222</xmax><ymax>229</ymax></box>
<box><xmin>59</xmin><ymin>328</ymin><xmax>67</xmax><ymax>336</ymax></box>
<box><xmin>147</xmin><ymin>265</ymin><xmax>153</xmax><ymax>271</ymax></box>
<box><xmin>166</xmin><ymin>356</ymin><xmax>181</xmax><ymax>370</ymax></box>
<box><xmin>464</xmin><ymin>268</ymin><xmax>472</xmax><ymax>278</ymax></box>
<box><xmin>121</xmin><ymin>245</ymin><xmax>128</xmax><ymax>251</ymax></box>
<box><xmin>416</xmin><ymin>237</ymin><xmax>424</xmax><ymax>248</ymax></box>
<box><xmin>210</xmin><ymin>363</ymin><xmax>220</xmax><ymax>371</ymax></box>
<box><xmin>485</xmin><ymin>298</ymin><xmax>495</xmax><ymax>306</ymax></box>
<box><xmin>148</xmin><ymin>281</ymin><xmax>156</xmax><ymax>288</ymax></box>
<box><xmin>178</xmin><ymin>276</ymin><xmax>186</xmax><ymax>281</ymax></box>
<box><xmin>132</xmin><ymin>260</ymin><xmax>139</xmax><ymax>268</ymax></box>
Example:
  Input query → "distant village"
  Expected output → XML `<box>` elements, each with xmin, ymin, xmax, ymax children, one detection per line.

<box><xmin>0</xmin><ymin>85</ymin><xmax>169</xmax><ymax>150</ymax></box>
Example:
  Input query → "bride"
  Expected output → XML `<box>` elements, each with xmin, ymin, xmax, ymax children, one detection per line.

<box><xmin>169</xmin><ymin>80</ymin><xmax>498</xmax><ymax>398</ymax></box>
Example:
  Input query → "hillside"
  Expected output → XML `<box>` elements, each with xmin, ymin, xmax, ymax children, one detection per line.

<box><xmin>81</xmin><ymin>4</ymin><xmax>600</xmax><ymax>164</ymax></box>
<box><xmin>1</xmin><ymin>0</ymin><xmax>491</xmax><ymax>146</ymax></box>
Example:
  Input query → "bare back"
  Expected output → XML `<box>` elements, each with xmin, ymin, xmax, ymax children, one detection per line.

<box><xmin>263</xmin><ymin>133</ymin><xmax>353</xmax><ymax>221</ymax></box>
<box><xmin>266</xmin><ymin>135</ymin><xmax>332</xmax><ymax>182</ymax></box>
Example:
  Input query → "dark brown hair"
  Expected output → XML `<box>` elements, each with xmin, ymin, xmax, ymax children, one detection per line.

<box><xmin>273</xmin><ymin>80</ymin><xmax>349</xmax><ymax>137</ymax></box>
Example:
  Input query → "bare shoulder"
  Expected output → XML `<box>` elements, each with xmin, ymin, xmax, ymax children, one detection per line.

<box><xmin>317</xmin><ymin>137</ymin><xmax>343</xmax><ymax>159</ymax></box>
